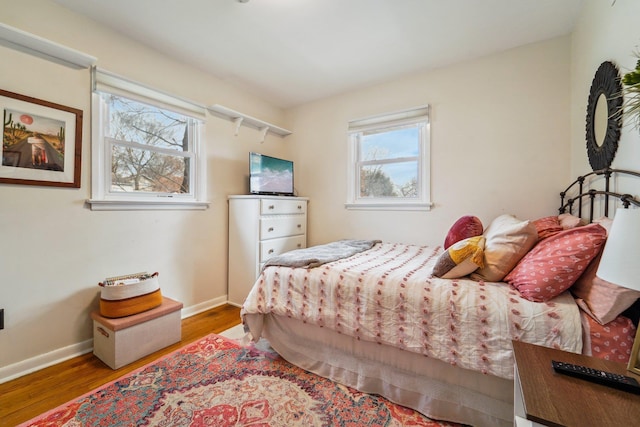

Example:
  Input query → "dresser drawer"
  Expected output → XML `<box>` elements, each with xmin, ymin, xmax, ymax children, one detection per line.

<box><xmin>260</xmin><ymin>216</ymin><xmax>306</xmax><ymax>240</ymax></box>
<box><xmin>260</xmin><ymin>235</ymin><xmax>306</xmax><ymax>262</ymax></box>
<box><xmin>260</xmin><ymin>199</ymin><xmax>306</xmax><ymax>215</ymax></box>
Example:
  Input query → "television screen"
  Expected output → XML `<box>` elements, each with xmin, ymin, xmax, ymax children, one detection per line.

<box><xmin>249</xmin><ymin>152</ymin><xmax>294</xmax><ymax>196</ymax></box>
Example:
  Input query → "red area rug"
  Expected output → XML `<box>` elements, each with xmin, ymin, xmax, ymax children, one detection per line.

<box><xmin>20</xmin><ymin>334</ymin><xmax>461</xmax><ymax>426</ymax></box>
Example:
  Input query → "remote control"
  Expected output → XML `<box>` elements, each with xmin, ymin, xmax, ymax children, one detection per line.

<box><xmin>551</xmin><ymin>360</ymin><xmax>640</xmax><ymax>394</ymax></box>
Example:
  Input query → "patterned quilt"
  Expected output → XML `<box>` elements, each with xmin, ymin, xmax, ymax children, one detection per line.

<box><xmin>242</xmin><ymin>242</ymin><xmax>583</xmax><ymax>380</ymax></box>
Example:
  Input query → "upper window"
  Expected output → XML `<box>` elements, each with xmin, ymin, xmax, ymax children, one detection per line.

<box><xmin>346</xmin><ymin>106</ymin><xmax>431</xmax><ymax>210</ymax></box>
<box><xmin>89</xmin><ymin>69</ymin><xmax>208</xmax><ymax>210</ymax></box>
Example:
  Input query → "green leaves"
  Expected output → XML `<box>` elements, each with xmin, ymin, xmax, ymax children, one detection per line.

<box><xmin>621</xmin><ymin>52</ymin><xmax>640</xmax><ymax>129</ymax></box>
<box><xmin>622</xmin><ymin>69</ymin><xmax>640</xmax><ymax>86</ymax></box>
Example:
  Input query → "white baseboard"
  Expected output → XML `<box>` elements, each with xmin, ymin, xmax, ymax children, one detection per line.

<box><xmin>0</xmin><ymin>295</ymin><xmax>231</xmax><ymax>384</ymax></box>
<box><xmin>0</xmin><ymin>339</ymin><xmax>94</xmax><ymax>384</ymax></box>
<box><xmin>180</xmin><ymin>295</ymin><xmax>228</xmax><ymax>318</ymax></box>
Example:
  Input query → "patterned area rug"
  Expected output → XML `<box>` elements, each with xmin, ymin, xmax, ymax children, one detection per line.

<box><xmin>20</xmin><ymin>334</ymin><xmax>462</xmax><ymax>426</ymax></box>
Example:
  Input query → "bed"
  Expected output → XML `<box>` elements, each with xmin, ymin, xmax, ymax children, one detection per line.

<box><xmin>241</xmin><ymin>168</ymin><xmax>640</xmax><ymax>427</ymax></box>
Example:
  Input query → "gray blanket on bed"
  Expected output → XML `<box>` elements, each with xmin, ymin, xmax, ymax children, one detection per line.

<box><xmin>263</xmin><ymin>239</ymin><xmax>381</xmax><ymax>270</ymax></box>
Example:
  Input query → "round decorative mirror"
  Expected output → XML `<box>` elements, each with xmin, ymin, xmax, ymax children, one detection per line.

<box><xmin>586</xmin><ymin>61</ymin><xmax>623</xmax><ymax>170</ymax></box>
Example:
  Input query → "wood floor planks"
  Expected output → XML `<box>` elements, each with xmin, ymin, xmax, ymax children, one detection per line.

<box><xmin>0</xmin><ymin>304</ymin><xmax>241</xmax><ymax>426</ymax></box>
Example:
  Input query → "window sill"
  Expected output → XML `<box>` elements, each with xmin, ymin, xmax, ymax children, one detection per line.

<box><xmin>344</xmin><ymin>202</ymin><xmax>433</xmax><ymax>211</ymax></box>
<box><xmin>86</xmin><ymin>199</ymin><xmax>210</xmax><ymax>211</ymax></box>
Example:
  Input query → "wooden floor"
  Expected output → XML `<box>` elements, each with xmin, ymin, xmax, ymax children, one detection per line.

<box><xmin>0</xmin><ymin>304</ymin><xmax>241</xmax><ymax>426</ymax></box>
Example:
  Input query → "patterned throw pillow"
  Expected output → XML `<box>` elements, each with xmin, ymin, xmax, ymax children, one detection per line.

<box><xmin>582</xmin><ymin>312</ymin><xmax>636</xmax><ymax>363</ymax></box>
<box><xmin>505</xmin><ymin>223</ymin><xmax>607</xmax><ymax>302</ymax></box>
<box><xmin>432</xmin><ymin>236</ymin><xmax>485</xmax><ymax>279</ymax></box>
<box><xmin>443</xmin><ymin>215</ymin><xmax>483</xmax><ymax>249</ymax></box>
<box><xmin>532</xmin><ymin>216</ymin><xmax>563</xmax><ymax>240</ymax></box>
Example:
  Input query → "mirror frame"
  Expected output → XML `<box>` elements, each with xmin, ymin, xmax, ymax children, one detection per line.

<box><xmin>586</xmin><ymin>61</ymin><xmax>623</xmax><ymax>171</ymax></box>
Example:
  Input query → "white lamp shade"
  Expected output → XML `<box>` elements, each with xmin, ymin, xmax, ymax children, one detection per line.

<box><xmin>596</xmin><ymin>208</ymin><xmax>640</xmax><ymax>292</ymax></box>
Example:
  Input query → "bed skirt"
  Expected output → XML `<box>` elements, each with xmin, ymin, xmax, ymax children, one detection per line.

<box><xmin>244</xmin><ymin>313</ymin><xmax>513</xmax><ymax>427</ymax></box>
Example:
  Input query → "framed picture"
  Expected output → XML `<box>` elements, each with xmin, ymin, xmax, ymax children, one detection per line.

<box><xmin>1</xmin><ymin>89</ymin><xmax>82</xmax><ymax>188</ymax></box>
<box><xmin>628</xmin><ymin>326</ymin><xmax>640</xmax><ymax>376</ymax></box>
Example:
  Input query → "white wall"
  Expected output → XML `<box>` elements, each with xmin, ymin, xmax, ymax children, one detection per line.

<box><xmin>288</xmin><ymin>37</ymin><xmax>572</xmax><ymax>247</ymax></box>
<box><xmin>0</xmin><ymin>0</ymin><xmax>292</xmax><ymax>379</ymax></box>
<box><xmin>570</xmin><ymin>0</ymin><xmax>640</xmax><ymax>187</ymax></box>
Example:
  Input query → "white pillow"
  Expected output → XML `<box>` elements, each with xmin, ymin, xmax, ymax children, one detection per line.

<box><xmin>471</xmin><ymin>214</ymin><xmax>538</xmax><ymax>282</ymax></box>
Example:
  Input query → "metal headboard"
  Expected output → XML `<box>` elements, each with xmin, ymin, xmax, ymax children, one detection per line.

<box><xmin>560</xmin><ymin>168</ymin><xmax>640</xmax><ymax>326</ymax></box>
<box><xmin>559</xmin><ymin>168</ymin><xmax>640</xmax><ymax>222</ymax></box>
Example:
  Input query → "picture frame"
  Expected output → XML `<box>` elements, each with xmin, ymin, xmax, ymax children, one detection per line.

<box><xmin>1</xmin><ymin>89</ymin><xmax>82</xmax><ymax>188</ymax></box>
<box><xmin>628</xmin><ymin>325</ymin><xmax>640</xmax><ymax>376</ymax></box>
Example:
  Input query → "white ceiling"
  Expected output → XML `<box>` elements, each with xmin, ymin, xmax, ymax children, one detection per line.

<box><xmin>52</xmin><ymin>0</ymin><xmax>584</xmax><ymax>109</ymax></box>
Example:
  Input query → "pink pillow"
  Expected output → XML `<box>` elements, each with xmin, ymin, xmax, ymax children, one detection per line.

<box><xmin>443</xmin><ymin>216</ymin><xmax>483</xmax><ymax>249</ymax></box>
<box><xmin>593</xmin><ymin>216</ymin><xmax>613</xmax><ymax>235</ymax></box>
<box><xmin>572</xmin><ymin>251</ymin><xmax>640</xmax><ymax>325</ymax></box>
<box><xmin>533</xmin><ymin>216</ymin><xmax>563</xmax><ymax>240</ymax></box>
<box><xmin>505</xmin><ymin>223</ymin><xmax>607</xmax><ymax>302</ymax></box>
<box><xmin>581</xmin><ymin>312</ymin><xmax>636</xmax><ymax>364</ymax></box>
<box><xmin>558</xmin><ymin>213</ymin><xmax>586</xmax><ymax>229</ymax></box>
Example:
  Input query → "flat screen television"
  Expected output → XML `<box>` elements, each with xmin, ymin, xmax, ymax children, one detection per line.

<box><xmin>249</xmin><ymin>152</ymin><xmax>294</xmax><ymax>196</ymax></box>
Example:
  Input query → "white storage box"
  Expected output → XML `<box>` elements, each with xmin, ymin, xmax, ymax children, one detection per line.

<box><xmin>100</xmin><ymin>275</ymin><xmax>160</xmax><ymax>300</ymax></box>
<box><xmin>91</xmin><ymin>297</ymin><xmax>182</xmax><ymax>369</ymax></box>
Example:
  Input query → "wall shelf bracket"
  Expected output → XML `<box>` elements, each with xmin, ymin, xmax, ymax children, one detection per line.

<box><xmin>258</xmin><ymin>126</ymin><xmax>269</xmax><ymax>143</ymax></box>
<box><xmin>233</xmin><ymin>117</ymin><xmax>244</xmax><ymax>136</ymax></box>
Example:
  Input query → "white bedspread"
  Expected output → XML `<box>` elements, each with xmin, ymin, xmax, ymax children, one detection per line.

<box><xmin>242</xmin><ymin>242</ymin><xmax>582</xmax><ymax>379</ymax></box>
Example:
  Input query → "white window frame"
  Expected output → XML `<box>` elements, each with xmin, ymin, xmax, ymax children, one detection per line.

<box><xmin>88</xmin><ymin>68</ymin><xmax>209</xmax><ymax>211</ymax></box>
<box><xmin>346</xmin><ymin>105</ymin><xmax>431</xmax><ymax>211</ymax></box>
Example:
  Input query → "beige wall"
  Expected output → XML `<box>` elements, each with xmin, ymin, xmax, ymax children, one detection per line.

<box><xmin>570</xmin><ymin>0</ymin><xmax>640</xmax><ymax>185</ymax></box>
<box><xmin>0</xmin><ymin>0</ymin><xmax>292</xmax><ymax>379</ymax></box>
<box><xmin>288</xmin><ymin>37</ymin><xmax>572</xmax><ymax>246</ymax></box>
<box><xmin>5</xmin><ymin>0</ymin><xmax>637</xmax><ymax>382</ymax></box>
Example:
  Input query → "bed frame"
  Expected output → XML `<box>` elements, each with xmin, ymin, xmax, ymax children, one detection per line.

<box><xmin>559</xmin><ymin>168</ymin><xmax>640</xmax><ymax>221</ymax></box>
<box><xmin>560</xmin><ymin>167</ymin><xmax>640</xmax><ymax>326</ymax></box>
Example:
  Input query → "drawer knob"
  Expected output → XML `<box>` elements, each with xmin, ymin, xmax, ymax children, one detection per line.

<box><xmin>297</xmin><ymin>224</ymin><xmax>302</xmax><ymax>228</ymax></box>
<box><xmin>297</xmin><ymin>205</ymin><xmax>302</xmax><ymax>209</ymax></box>
<box><xmin>268</xmin><ymin>227</ymin><xmax>274</xmax><ymax>232</ymax></box>
<box><xmin>268</xmin><ymin>205</ymin><xmax>275</xmax><ymax>210</ymax></box>
<box><xmin>297</xmin><ymin>244</ymin><xmax>302</xmax><ymax>248</ymax></box>
<box><xmin>268</xmin><ymin>249</ymin><xmax>274</xmax><ymax>254</ymax></box>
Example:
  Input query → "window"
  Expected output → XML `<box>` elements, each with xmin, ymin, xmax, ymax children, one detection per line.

<box><xmin>346</xmin><ymin>106</ymin><xmax>431</xmax><ymax>210</ymax></box>
<box><xmin>88</xmin><ymin>68</ymin><xmax>208</xmax><ymax>210</ymax></box>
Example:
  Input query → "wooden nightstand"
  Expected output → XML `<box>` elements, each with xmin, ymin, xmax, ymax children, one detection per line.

<box><xmin>513</xmin><ymin>340</ymin><xmax>640</xmax><ymax>426</ymax></box>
